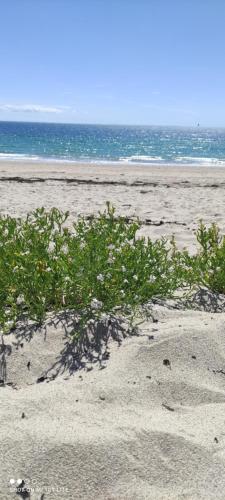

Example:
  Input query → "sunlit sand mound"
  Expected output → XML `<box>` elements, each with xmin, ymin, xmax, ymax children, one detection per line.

<box><xmin>1</xmin><ymin>302</ymin><xmax>225</xmax><ymax>499</ymax></box>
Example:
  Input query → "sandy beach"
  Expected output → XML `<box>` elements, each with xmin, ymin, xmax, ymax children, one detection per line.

<box><xmin>1</xmin><ymin>161</ymin><xmax>225</xmax><ymax>499</ymax></box>
<box><xmin>1</xmin><ymin>160</ymin><xmax>225</xmax><ymax>250</ymax></box>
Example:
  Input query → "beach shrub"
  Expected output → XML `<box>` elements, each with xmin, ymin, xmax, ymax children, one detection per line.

<box><xmin>187</xmin><ymin>222</ymin><xmax>225</xmax><ymax>294</ymax></box>
<box><xmin>3</xmin><ymin>205</ymin><xmax>224</xmax><ymax>337</ymax></box>
<box><xmin>0</xmin><ymin>203</ymin><xmax>182</xmax><ymax>335</ymax></box>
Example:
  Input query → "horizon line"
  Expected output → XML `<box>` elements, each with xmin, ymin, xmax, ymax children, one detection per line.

<box><xmin>0</xmin><ymin>119</ymin><xmax>224</xmax><ymax>129</ymax></box>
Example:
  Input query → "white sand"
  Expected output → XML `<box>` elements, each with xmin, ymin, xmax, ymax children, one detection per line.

<box><xmin>1</xmin><ymin>160</ymin><xmax>225</xmax><ymax>250</ymax></box>
<box><xmin>1</xmin><ymin>162</ymin><xmax>225</xmax><ymax>499</ymax></box>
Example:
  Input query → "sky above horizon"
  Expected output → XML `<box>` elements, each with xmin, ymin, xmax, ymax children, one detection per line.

<box><xmin>0</xmin><ymin>0</ymin><xmax>225</xmax><ymax>127</ymax></box>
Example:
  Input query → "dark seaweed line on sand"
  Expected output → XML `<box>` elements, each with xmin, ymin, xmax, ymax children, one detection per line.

<box><xmin>0</xmin><ymin>176</ymin><xmax>222</xmax><ymax>189</ymax></box>
<box><xmin>85</xmin><ymin>214</ymin><xmax>187</xmax><ymax>227</ymax></box>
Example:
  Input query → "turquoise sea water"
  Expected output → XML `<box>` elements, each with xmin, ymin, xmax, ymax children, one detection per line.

<box><xmin>1</xmin><ymin>121</ymin><xmax>225</xmax><ymax>166</ymax></box>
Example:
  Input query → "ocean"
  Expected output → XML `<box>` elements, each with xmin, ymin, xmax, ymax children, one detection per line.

<box><xmin>0</xmin><ymin>121</ymin><xmax>225</xmax><ymax>166</ymax></box>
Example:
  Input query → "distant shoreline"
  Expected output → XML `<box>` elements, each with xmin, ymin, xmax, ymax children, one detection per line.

<box><xmin>2</xmin><ymin>159</ymin><xmax>225</xmax><ymax>174</ymax></box>
<box><xmin>1</xmin><ymin>157</ymin><xmax>225</xmax><ymax>168</ymax></box>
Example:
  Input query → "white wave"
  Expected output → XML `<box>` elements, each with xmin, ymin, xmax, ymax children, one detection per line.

<box><xmin>0</xmin><ymin>153</ymin><xmax>40</xmax><ymax>161</ymax></box>
<box><xmin>119</xmin><ymin>155</ymin><xmax>164</xmax><ymax>163</ymax></box>
<box><xmin>0</xmin><ymin>153</ymin><xmax>82</xmax><ymax>163</ymax></box>
<box><xmin>175</xmin><ymin>156</ymin><xmax>225</xmax><ymax>166</ymax></box>
<box><xmin>0</xmin><ymin>152</ymin><xmax>225</xmax><ymax>167</ymax></box>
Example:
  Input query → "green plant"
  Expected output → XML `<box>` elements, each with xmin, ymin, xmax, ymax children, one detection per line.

<box><xmin>3</xmin><ymin>205</ymin><xmax>225</xmax><ymax>338</ymax></box>
<box><xmin>190</xmin><ymin>221</ymin><xmax>225</xmax><ymax>293</ymax></box>
<box><xmin>0</xmin><ymin>203</ymin><xmax>183</xmax><ymax>336</ymax></box>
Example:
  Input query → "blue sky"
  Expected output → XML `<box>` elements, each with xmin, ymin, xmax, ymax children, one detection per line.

<box><xmin>0</xmin><ymin>0</ymin><xmax>225</xmax><ymax>126</ymax></box>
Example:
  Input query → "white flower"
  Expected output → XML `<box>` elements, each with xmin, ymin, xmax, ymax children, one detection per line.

<box><xmin>133</xmin><ymin>275</ymin><xmax>138</xmax><ymax>281</ymax></box>
<box><xmin>120</xmin><ymin>290</ymin><xmax>125</xmax><ymax>297</ymax></box>
<box><xmin>121</xmin><ymin>265</ymin><xmax>126</xmax><ymax>273</ymax></box>
<box><xmin>87</xmin><ymin>318</ymin><xmax>95</xmax><ymax>325</ymax></box>
<box><xmin>108</xmin><ymin>244</ymin><xmax>115</xmax><ymax>250</ymax></box>
<box><xmin>46</xmin><ymin>267</ymin><xmax>52</xmax><ymax>272</ymax></box>
<box><xmin>62</xmin><ymin>244</ymin><xmax>68</xmax><ymax>255</ymax></box>
<box><xmin>97</xmin><ymin>274</ymin><xmax>104</xmax><ymax>282</ymax></box>
<box><xmin>6</xmin><ymin>320</ymin><xmax>14</xmax><ymax>330</ymax></box>
<box><xmin>101</xmin><ymin>313</ymin><xmax>109</xmax><ymax>321</ymax></box>
<box><xmin>48</xmin><ymin>241</ymin><xmax>55</xmax><ymax>253</ymax></box>
<box><xmin>107</xmin><ymin>255</ymin><xmax>115</xmax><ymax>264</ymax></box>
<box><xmin>124</xmin><ymin>279</ymin><xmax>129</xmax><ymax>284</ymax></box>
<box><xmin>16</xmin><ymin>294</ymin><xmax>25</xmax><ymax>306</ymax></box>
<box><xmin>91</xmin><ymin>298</ymin><xmax>103</xmax><ymax>310</ymax></box>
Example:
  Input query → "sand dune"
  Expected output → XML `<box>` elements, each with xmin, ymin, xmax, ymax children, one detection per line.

<box><xmin>1</xmin><ymin>301</ymin><xmax>225</xmax><ymax>499</ymax></box>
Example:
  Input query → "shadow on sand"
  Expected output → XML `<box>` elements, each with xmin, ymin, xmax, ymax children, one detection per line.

<box><xmin>0</xmin><ymin>312</ymin><xmax>135</xmax><ymax>384</ymax></box>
